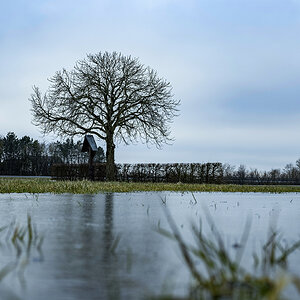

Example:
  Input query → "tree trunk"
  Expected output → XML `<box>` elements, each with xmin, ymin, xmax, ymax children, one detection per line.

<box><xmin>106</xmin><ymin>134</ymin><xmax>116</xmax><ymax>181</ymax></box>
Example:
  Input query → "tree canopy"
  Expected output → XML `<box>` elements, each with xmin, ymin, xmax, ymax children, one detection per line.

<box><xmin>30</xmin><ymin>51</ymin><xmax>180</xmax><ymax>180</ymax></box>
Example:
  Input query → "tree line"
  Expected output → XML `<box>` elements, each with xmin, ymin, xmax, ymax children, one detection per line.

<box><xmin>118</xmin><ymin>161</ymin><xmax>300</xmax><ymax>184</ymax></box>
<box><xmin>1</xmin><ymin>131</ymin><xmax>300</xmax><ymax>184</ymax></box>
<box><xmin>0</xmin><ymin>132</ymin><xmax>104</xmax><ymax>176</ymax></box>
<box><xmin>52</xmin><ymin>161</ymin><xmax>300</xmax><ymax>185</ymax></box>
<box><xmin>221</xmin><ymin>162</ymin><xmax>300</xmax><ymax>184</ymax></box>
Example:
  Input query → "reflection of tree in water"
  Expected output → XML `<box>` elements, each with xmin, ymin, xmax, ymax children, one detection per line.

<box><xmin>102</xmin><ymin>193</ymin><xmax>121</xmax><ymax>300</ymax></box>
<box><xmin>50</xmin><ymin>193</ymin><xmax>121</xmax><ymax>300</ymax></box>
<box><xmin>79</xmin><ymin>194</ymin><xmax>95</xmax><ymax>253</ymax></box>
<box><xmin>103</xmin><ymin>193</ymin><xmax>114</xmax><ymax>255</ymax></box>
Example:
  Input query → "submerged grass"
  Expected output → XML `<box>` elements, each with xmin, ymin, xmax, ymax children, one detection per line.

<box><xmin>1</xmin><ymin>178</ymin><xmax>300</xmax><ymax>194</ymax></box>
<box><xmin>156</xmin><ymin>207</ymin><xmax>300</xmax><ymax>300</ymax></box>
<box><xmin>0</xmin><ymin>215</ymin><xmax>43</xmax><ymax>283</ymax></box>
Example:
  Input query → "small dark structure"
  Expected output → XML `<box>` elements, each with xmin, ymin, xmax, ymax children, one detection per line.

<box><xmin>81</xmin><ymin>135</ymin><xmax>98</xmax><ymax>180</ymax></box>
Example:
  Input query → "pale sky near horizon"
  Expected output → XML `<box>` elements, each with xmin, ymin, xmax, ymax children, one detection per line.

<box><xmin>1</xmin><ymin>0</ymin><xmax>300</xmax><ymax>170</ymax></box>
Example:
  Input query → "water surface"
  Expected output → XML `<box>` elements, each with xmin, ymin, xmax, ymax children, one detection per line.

<box><xmin>0</xmin><ymin>192</ymin><xmax>299</xmax><ymax>299</ymax></box>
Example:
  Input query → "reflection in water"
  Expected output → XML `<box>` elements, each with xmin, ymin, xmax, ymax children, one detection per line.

<box><xmin>103</xmin><ymin>193</ymin><xmax>114</xmax><ymax>256</ymax></box>
<box><xmin>46</xmin><ymin>193</ymin><xmax>122</xmax><ymax>300</ymax></box>
<box><xmin>102</xmin><ymin>193</ymin><xmax>121</xmax><ymax>300</ymax></box>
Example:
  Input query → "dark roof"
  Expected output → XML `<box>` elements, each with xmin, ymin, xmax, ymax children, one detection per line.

<box><xmin>81</xmin><ymin>135</ymin><xmax>98</xmax><ymax>153</ymax></box>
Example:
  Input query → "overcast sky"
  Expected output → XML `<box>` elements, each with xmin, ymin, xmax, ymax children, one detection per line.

<box><xmin>1</xmin><ymin>0</ymin><xmax>300</xmax><ymax>170</ymax></box>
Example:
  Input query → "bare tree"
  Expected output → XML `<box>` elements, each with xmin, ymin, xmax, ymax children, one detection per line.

<box><xmin>30</xmin><ymin>52</ymin><xmax>180</xmax><ymax>180</ymax></box>
<box><xmin>236</xmin><ymin>164</ymin><xmax>247</xmax><ymax>184</ymax></box>
<box><xmin>296</xmin><ymin>158</ymin><xmax>300</xmax><ymax>170</ymax></box>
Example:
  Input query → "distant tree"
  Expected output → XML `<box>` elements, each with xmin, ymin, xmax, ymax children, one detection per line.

<box><xmin>268</xmin><ymin>169</ymin><xmax>281</xmax><ymax>183</ymax></box>
<box><xmin>222</xmin><ymin>163</ymin><xmax>235</xmax><ymax>177</ymax></box>
<box><xmin>236</xmin><ymin>164</ymin><xmax>247</xmax><ymax>184</ymax></box>
<box><xmin>19</xmin><ymin>136</ymin><xmax>33</xmax><ymax>174</ymax></box>
<box><xmin>284</xmin><ymin>163</ymin><xmax>295</xmax><ymax>179</ymax></box>
<box><xmin>2</xmin><ymin>132</ymin><xmax>19</xmax><ymax>174</ymax></box>
<box><xmin>0</xmin><ymin>137</ymin><xmax>3</xmax><ymax>163</ymax></box>
<box><xmin>30</xmin><ymin>140</ymin><xmax>44</xmax><ymax>175</ymax></box>
<box><xmin>3</xmin><ymin>132</ymin><xmax>19</xmax><ymax>161</ymax></box>
<box><xmin>47</xmin><ymin>142</ymin><xmax>63</xmax><ymax>164</ymax></box>
<box><xmin>296</xmin><ymin>158</ymin><xmax>300</xmax><ymax>170</ymax></box>
<box><xmin>57</xmin><ymin>139</ymin><xmax>74</xmax><ymax>164</ymax></box>
<box><xmin>30</xmin><ymin>51</ymin><xmax>180</xmax><ymax>180</ymax></box>
<box><xmin>248</xmin><ymin>168</ymin><xmax>260</xmax><ymax>183</ymax></box>
<box><xmin>95</xmin><ymin>146</ymin><xmax>105</xmax><ymax>163</ymax></box>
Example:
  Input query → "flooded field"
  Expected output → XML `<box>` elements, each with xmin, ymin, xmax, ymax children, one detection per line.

<box><xmin>0</xmin><ymin>192</ymin><xmax>299</xmax><ymax>300</ymax></box>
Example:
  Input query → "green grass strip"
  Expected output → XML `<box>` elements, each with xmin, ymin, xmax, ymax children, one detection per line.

<box><xmin>0</xmin><ymin>178</ymin><xmax>300</xmax><ymax>194</ymax></box>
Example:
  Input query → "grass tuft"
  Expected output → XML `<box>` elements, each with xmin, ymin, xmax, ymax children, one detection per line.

<box><xmin>0</xmin><ymin>216</ymin><xmax>43</xmax><ymax>283</ymax></box>
<box><xmin>156</xmin><ymin>207</ymin><xmax>300</xmax><ymax>300</ymax></box>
